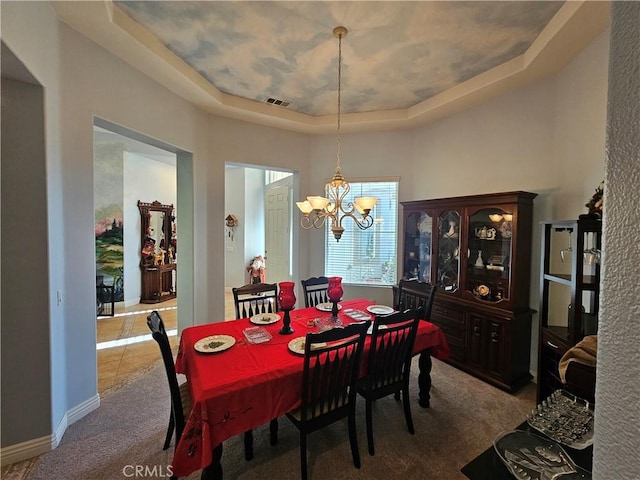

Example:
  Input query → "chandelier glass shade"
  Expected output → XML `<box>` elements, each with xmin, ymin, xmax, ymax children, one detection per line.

<box><xmin>296</xmin><ymin>26</ymin><xmax>377</xmax><ymax>241</ymax></box>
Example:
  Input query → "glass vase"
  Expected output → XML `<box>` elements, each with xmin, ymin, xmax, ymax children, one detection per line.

<box><xmin>278</xmin><ymin>281</ymin><xmax>295</xmax><ymax>334</ymax></box>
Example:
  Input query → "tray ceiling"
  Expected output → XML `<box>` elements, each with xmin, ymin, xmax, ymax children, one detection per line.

<box><xmin>53</xmin><ymin>1</ymin><xmax>610</xmax><ymax>133</ymax></box>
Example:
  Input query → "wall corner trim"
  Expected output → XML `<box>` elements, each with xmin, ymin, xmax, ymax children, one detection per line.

<box><xmin>0</xmin><ymin>394</ymin><xmax>100</xmax><ymax>466</ymax></box>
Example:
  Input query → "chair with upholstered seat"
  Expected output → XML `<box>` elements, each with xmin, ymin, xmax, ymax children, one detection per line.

<box><xmin>300</xmin><ymin>276</ymin><xmax>329</xmax><ymax>308</ymax></box>
<box><xmin>146</xmin><ymin>311</ymin><xmax>192</xmax><ymax>452</ymax></box>
<box><xmin>232</xmin><ymin>282</ymin><xmax>279</xmax><ymax>319</ymax></box>
<box><xmin>286</xmin><ymin>321</ymin><xmax>369</xmax><ymax>480</ymax></box>
<box><xmin>357</xmin><ymin>309</ymin><xmax>421</xmax><ymax>456</ymax></box>
<box><xmin>396</xmin><ymin>279</ymin><xmax>437</xmax><ymax>321</ymax></box>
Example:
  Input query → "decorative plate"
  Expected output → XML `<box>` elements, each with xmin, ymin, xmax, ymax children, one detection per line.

<box><xmin>366</xmin><ymin>305</ymin><xmax>394</xmax><ymax>315</ymax></box>
<box><xmin>288</xmin><ymin>337</ymin><xmax>327</xmax><ymax>355</ymax></box>
<box><xmin>500</xmin><ymin>221</ymin><xmax>513</xmax><ymax>238</ymax></box>
<box><xmin>250</xmin><ymin>312</ymin><xmax>280</xmax><ymax>325</ymax></box>
<box><xmin>316</xmin><ymin>302</ymin><xmax>341</xmax><ymax>312</ymax></box>
<box><xmin>474</xmin><ymin>284</ymin><xmax>491</xmax><ymax>298</ymax></box>
<box><xmin>417</xmin><ymin>213</ymin><xmax>432</xmax><ymax>235</ymax></box>
<box><xmin>194</xmin><ymin>335</ymin><xmax>236</xmax><ymax>354</ymax></box>
<box><xmin>493</xmin><ymin>430</ymin><xmax>591</xmax><ymax>480</ymax></box>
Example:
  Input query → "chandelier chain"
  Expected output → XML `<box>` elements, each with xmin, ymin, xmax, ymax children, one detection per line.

<box><xmin>336</xmin><ymin>30</ymin><xmax>342</xmax><ymax>173</ymax></box>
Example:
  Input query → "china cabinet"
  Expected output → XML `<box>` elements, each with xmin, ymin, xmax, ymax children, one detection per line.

<box><xmin>138</xmin><ymin>200</ymin><xmax>177</xmax><ymax>303</ymax></box>
<box><xmin>537</xmin><ymin>219</ymin><xmax>601</xmax><ymax>402</ymax></box>
<box><xmin>400</xmin><ymin>191</ymin><xmax>537</xmax><ymax>392</ymax></box>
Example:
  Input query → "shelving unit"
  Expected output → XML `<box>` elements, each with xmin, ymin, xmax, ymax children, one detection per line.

<box><xmin>401</xmin><ymin>191</ymin><xmax>537</xmax><ymax>392</ymax></box>
<box><xmin>537</xmin><ymin>219</ymin><xmax>601</xmax><ymax>402</ymax></box>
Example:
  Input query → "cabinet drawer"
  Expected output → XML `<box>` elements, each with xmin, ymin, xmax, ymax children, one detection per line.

<box><xmin>430</xmin><ymin>314</ymin><xmax>465</xmax><ymax>343</ymax></box>
<box><xmin>541</xmin><ymin>330</ymin><xmax>570</xmax><ymax>356</ymax></box>
<box><xmin>431</xmin><ymin>303</ymin><xmax>464</xmax><ymax>322</ymax></box>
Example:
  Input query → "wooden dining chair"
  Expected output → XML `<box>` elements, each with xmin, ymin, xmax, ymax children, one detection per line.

<box><xmin>232</xmin><ymin>282</ymin><xmax>279</xmax><ymax>319</ymax></box>
<box><xmin>231</xmin><ymin>283</ymin><xmax>281</xmax><ymax>455</ymax></box>
<box><xmin>300</xmin><ymin>276</ymin><xmax>329</xmax><ymax>308</ymax></box>
<box><xmin>357</xmin><ymin>309</ymin><xmax>421</xmax><ymax>456</ymax></box>
<box><xmin>286</xmin><ymin>321</ymin><xmax>370</xmax><ymax>480</ymax></box>
<box><xmin>396</xmin><ymin>279</ymin><xmax>438</xmax><ymax>321</ymax></box>
<box><xmin>146</xmin><ymin>311</ymin><xmax>192</xmax><ymax>453</ymax></box>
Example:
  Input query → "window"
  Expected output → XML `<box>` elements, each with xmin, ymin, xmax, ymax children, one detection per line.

<box><xmin>325</xmin><ymin>179</ymin><xmax>398</xmax><ymax>286</ymax></box>
<box><xmin>265</xmin><ymin>170</ymin><xmax>292</xmax><ymax>185</ymax></box>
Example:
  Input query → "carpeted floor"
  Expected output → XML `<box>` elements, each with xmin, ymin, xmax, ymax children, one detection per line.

<box><xmin>4</xmin><ymin>358</ymin><xmax>536</xmax><ymax>480</ymax></box>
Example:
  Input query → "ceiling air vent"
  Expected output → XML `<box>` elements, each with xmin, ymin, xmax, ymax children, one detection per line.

<box><xmin>265</xmin><ymin>97</ymin><xmax>290</xmax><ymax>108</ymax></box>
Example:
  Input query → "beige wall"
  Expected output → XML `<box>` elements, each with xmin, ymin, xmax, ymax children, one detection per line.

<box><xmin>2</xmin><ymin>3</ymin><xmax>630</xmax><ymax>474</ymax></box>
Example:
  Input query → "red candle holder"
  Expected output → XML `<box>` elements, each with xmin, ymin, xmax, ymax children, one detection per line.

<box><xmin>327</xmin><ymin>276</ymin><xmax>343</xmax><ymax>321</ymax></box>
<box><xmin>278</xmin><ymin>281</ymin><xmax>296</xmax><ymax>335</ymax></box>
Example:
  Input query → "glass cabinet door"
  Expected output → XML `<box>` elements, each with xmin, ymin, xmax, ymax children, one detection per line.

<box><xmin>466</xmin><ymin>208</ymin><xmax>513</xmax><ymax>302</ymax></box>
<box><xmin>402</xmin><ymin>211</ymin><xmax>432</xmax><ymax>282</ymax></box>
<box><xmin>437</xmin><ymin>210</ymin><xmax>461</xmax><ymax>292</ymax></box>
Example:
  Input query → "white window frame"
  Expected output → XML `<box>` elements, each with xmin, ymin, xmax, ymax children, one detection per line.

<box><xmin>324</xmin><ymin>178</ymin><xmax>399</xmax><ymax>287</ymax></box>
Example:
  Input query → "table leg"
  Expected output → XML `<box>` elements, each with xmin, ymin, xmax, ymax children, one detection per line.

<box><xmin>200</xmin><ymin>443</ymin><xmax>223</xmax><ymax>480</ymax></box>
<box><xmin>243</xmin><ymin>430</ymin><xmax>253</xmax><ymax>460</ymax></box>
<box><xmin>418</xmin><ymin>349</ymin><xmax>433</xmax><ymax>408</ymax></box>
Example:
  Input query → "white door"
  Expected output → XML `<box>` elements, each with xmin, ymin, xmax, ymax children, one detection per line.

<box><xmin>265</xmin><ymin>185</ymin><xmax>290</xmax><ymax>283</ymax></box>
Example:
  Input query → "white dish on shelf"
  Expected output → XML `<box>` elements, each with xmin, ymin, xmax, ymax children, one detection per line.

<box><xmin>316</xmin><ymin>302</ymin><xmax>341</xmax><ymax>312</ymax></box>
<box><xmin>366</xmin><ymin>305</ymin><xmax>394</xmax><ymax>315</ymax></box>
<box><xmin>194</xmin><ymin>335</ymin><xmax>236</xmax><ymax>354</ymax></box>
<box><xmin>249</xmin><ymin>312</ymin><xmax>280</xmax><ymax>325</ymax></box>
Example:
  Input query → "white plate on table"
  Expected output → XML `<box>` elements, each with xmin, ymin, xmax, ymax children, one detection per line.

<box><xmin>249</xmin><ymin>312</ymin><xmax>280</xmax><ymax>325</ymax></box>
<box><xmin>366</xmin><ymin>305</ymin><xmax>394</xmax><ymax>315</ymax></box>
<box><xmin>288</xmin><ymin>337</ymin><xmax>327</xmax><ymax>355</ymax></box>
<box><xmin>315</xmin><ymin>302</ymin><xmax>342</xmax><ymax>312</ymax></box>
<box><xmin>194</xmin><ymin>335</ymin><xmax>236</xmax><ymax>354</ymax></box>
<box><xmin>366</xmin><ymin>324</ymin><xmax>388</xmax><ymax>335</ymax></box>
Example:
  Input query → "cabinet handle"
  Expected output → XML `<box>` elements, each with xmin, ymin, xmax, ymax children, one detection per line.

<box><xmin>473</xmin><ymin>325</ymin><xmax>480</xmax><ymax>335</ymax></box>
<box><xmin>546</xmin><ymin>341</ymin><xmax>559</xmax><ymax>350</ymax></box>
<box><xmin>491</xmin><ymin>332</ymin><xmax>498</xmax><ymax>342</ymax></box>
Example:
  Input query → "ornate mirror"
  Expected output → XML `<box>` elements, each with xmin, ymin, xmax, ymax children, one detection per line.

<box><xmin>137</xmin><ymin>200</ymin><xmax>177</xmax><ymax>303</ymax></box>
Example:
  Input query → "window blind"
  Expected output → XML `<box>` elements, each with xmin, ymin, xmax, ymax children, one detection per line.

<box><xmin>324</xmin><ymin>180</ymin><xmax>398</xmax><ymax>286</ymax></box>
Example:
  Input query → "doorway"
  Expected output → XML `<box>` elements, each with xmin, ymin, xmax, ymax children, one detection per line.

<box><xmin>224</xmin><ymin>165</ymin><xmax>294</xmax><ymax>307</ymax></box>
<box><xmin>93</xmin><ymin>118</ymin><xmax>191</xmax><ymax>394</ymax></box>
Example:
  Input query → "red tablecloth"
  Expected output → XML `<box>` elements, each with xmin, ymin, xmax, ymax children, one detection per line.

<box><xmin>172</xmin><ymin>298</ymin><xmax>449</xmax><ymax>477</ymax></box>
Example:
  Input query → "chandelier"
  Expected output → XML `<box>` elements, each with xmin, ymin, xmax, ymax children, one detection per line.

<box><xmin>296</xmin><ymin>26</ymin><xmax>377</xmax><ymax>241</ymax></box>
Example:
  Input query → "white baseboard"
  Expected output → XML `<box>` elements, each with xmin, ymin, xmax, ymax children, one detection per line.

<box><xmin>0</xmin><ymin>394</ymin><xmax>100</xmax><ymax>466</ymax></box>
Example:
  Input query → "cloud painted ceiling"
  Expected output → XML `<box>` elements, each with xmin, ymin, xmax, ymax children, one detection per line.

<box><xmin>115</xmin><ymin>1</ymin><xmax>564</xmax><ymax>116</ymax></box>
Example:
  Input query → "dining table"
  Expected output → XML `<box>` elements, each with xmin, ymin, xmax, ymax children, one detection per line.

<box><xmin>172</xmin><ymin>298</ymin><xmax>450</xmax><ymax>479</ymax></box>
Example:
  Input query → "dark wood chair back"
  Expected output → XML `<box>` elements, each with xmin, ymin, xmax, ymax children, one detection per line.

<box><xmin>286</xmin><ymin>321</ymin><xmax>370</xmax><ymax>480</ymax></box>
<box><xmin>396</xmin><ymin>279</ymin><xmax>438</xmax><ymax>321</ymax></box>
<box><xmin>358</xmin><ymin>308</ymin><xmax>421</xmax><ymax>455</ymax></box>
<box><xmin>147</xmin><ymin>310</ymin><xmax>187</xmax><ymax>450</ymax></box>
<box><xmin>300</xmin><ymin>276</ymin><xmax>329</xmax><ymax>308</ymax></box>
<box><xmin>232</xmin><ymin>282</ymin><xmax>279</xmax><ymax>319</ymax></box>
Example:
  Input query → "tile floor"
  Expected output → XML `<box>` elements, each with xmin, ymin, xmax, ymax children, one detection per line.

<box><xmin>96</xmin><ymin>293</ymin><xmax>236</xmax><ymax>394</ymax></box>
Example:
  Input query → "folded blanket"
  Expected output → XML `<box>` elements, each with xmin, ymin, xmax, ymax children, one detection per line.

<box><xmin>558</xmin><ymin>335</ymin><xmax>597</xmax><ymax>383</ymax></box>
